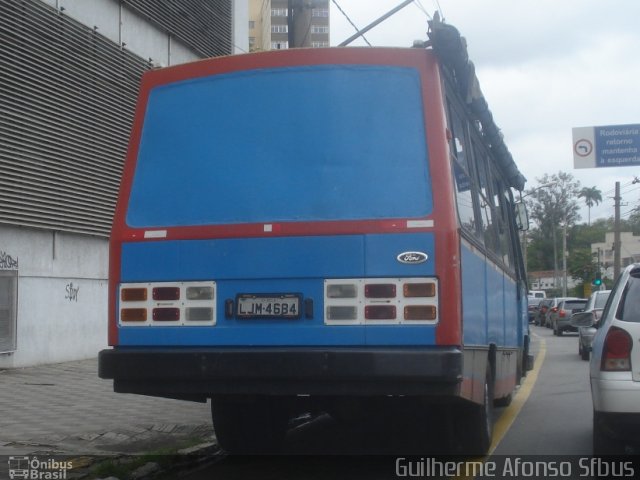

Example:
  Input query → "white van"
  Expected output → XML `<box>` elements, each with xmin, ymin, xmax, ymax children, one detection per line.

<box><xmin>528</xmin><ymin>290</ymin><xmax>546</xmax><ymax>299</ymax></box>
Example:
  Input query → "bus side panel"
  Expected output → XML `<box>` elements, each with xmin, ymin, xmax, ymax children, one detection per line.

<box><xmin>460</xmin><ymin>241</ymin><xmax>487</xmax><ymax>346</ymax></box>
<box><xmin>460</xmin><ymin>240</ymin><xmax>521</xmax><ymax>401</ymax></box>
<box><xmin>487</xmin><ymin>261</ymin><xmax>505</xmax><ymax>347</ymax></box>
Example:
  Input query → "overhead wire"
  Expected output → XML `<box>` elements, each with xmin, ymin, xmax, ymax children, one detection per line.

<box><xmin>412</xmin><ymin>0</ymin><xmax>432</xmax><ymax>19</ymax></box>
<box><xmin>331</xmin><ymin>0</ymin><xmax>372</xmax><ymax>46</ymax></box>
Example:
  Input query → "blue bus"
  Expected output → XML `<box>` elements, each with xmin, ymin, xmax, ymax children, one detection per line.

<box><xmin>99</xmin><ymin>19</ymin><xmax>531</xmax><ymax>454</ymax></box>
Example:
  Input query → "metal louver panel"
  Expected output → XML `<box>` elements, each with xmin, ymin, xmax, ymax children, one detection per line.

<box><xmin>0</xmin><ymin>0</ymin><xmax>151</xmax><ymax>237</ymax></box>
<box><xmin>123</xmin><ymin>0</ymin><xmax>232</xmax><ymax>58</ymax></box>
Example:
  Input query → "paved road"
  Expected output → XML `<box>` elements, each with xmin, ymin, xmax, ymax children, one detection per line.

<box><xmin>180</xmin><ymin>326</ymin><xmax>603</xmax><ymax>479</ymax></box>
<box><xmin>0</xmin><ymin>326</ymin><xmax>608</xmax><ymax>479</ymax></box>
<box><xmin>493</xmin><ymin>325</ymin><xmax>593</xmax><ymax>455</ymax></box>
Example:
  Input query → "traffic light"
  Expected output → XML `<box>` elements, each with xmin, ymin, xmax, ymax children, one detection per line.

<box><xmin>593</xmin><ymin>271</ymin><xmax>602</xmax><ymax>286</ymax></box>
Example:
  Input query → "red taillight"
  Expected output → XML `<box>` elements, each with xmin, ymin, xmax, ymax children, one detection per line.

<box><xmin>559</xmin><ymin>309</ymin><xmax>566</xmax><ymax>318</ymax></box>
<box><xmin>153</xmin><ymin>287</ymin><xmax>180</xmax><ymax>301</ymax></box>
<box><xmin>365</xmin><ymin>305</ymin><xmax>396</xmax><ymax>320</ymax></box>
<box><xmin>153</xmin><ymin>308</ymin><xmax>180</xmax><ymax>321</ymax></box>
<box><xmin>601</xmin><ymin>327</ymin><xmax>633</xmax><ymax>371</ymax></box>
<box><xmin>365</xmin><ymin>284</ymin><xmax>396</xmax><ymax>298</ymax></box>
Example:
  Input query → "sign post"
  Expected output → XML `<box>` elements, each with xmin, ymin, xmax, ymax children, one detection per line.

<box><xmin>573</xmin><ymin>123</ymin><xmax>640</xmax><ymax>169</ymax></box>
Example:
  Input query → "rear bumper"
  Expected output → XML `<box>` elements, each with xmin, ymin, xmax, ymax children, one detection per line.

<box><xmin>99</xmin><ymin>347</ymin><xmax>462</xmax><ymax>398</ymax></box>
<box><xmin>591</xmin><ymin>374</ymin><xmax>640</xmax><ymax>413</ymax></box>
<box><xmin>557</xmin><ymin>319</ymin><xmax>577</xmax><ymax>332</ymax></box>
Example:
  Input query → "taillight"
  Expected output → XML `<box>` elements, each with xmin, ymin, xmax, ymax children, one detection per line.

<box><xmin>365</xmin><ymin>284</ymin><xmax>396</xmax><ymax>298</ymax></box>
<box><xmin>365</xmin><ymin>305</ymin><xmax>396</xmax><ymax>320</ymax></box>
<box><xmin>118</xmin><ymin>281</ymin><xmax>216</xmax><ymax>326</ymax></box>
<box><xmin>152</xmin><ymin>287</ymin><xmax>180</xmax><ymax>301</ymax></box>
<box><xmin>601</xmin><ymin>327</ymin><xmax>633</xmax><ymax>371</ymax></box>
<box><xmin>559</xmin><ymin>309</ymin><xmax>566</xmax><ymax>318</ymax></box>
<box><xmin>324</xmin><ymin>278</ymin><xmax>438</xmax><ymax>325</ymax></box>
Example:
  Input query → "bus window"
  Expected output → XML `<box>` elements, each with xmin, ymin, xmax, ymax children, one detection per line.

<box><xmin>474</xmin><ymin>146</ymin><xmax>499</xmax><ymax>255</ymax></box>
<box><xmin>447</xmin><ymin>100</ymin><xmax>477</xmax><ymax>236</ymax></box>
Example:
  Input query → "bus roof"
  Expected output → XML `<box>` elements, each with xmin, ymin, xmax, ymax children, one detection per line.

<box><xmin>427</xmin><ymin>15</ymin><xmax>526</xmax><ymax>191</ymax></box>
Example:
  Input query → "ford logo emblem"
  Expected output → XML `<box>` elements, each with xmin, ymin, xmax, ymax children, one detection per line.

<box><xmin>397</xmin><ymin>251</ymin><xmax>428</xmax><ymax>264</ymax></box>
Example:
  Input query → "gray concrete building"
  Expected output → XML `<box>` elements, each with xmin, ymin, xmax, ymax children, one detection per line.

<box><xmin>0</xmin><ymin>0</ymin><xmax>247</xmax><ymax>367</ymax></box>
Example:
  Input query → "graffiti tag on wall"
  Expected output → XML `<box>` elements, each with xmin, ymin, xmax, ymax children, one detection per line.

<box><xmin>65</xmin><ymin>283</ymin><xmax>80</xmax><ymax>302</ymax></box>
<box><xmin>0</xmin><ymin>250</ymin><xmax>19</xmax><ymax>270</ymax></box>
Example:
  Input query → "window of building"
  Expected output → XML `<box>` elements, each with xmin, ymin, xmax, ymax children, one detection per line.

<box><xmin>249</xmin><ymin>20</ymin><xmax>255</xmax><ymax>29</ymax></box>
<box><xmin>0</xmin><ymin>270</ymin><xmax>18</xmax><ymax>354</ymax></box>
<box><xmin>311</xmin><ymin>41</ymin><xmax>329</xmax><ymax>47</ymax></box>
<box><xmin>271</xmin><ymin>41</ymin><xmax>289</xmax><ymax>50</ymax></box>
<box><xmin>311</xmin><ymin>25</ymin><xmax>329</xmax><ymax>34</ymax></box>
<box><xmin>271</xmin><ymin>25</ymin><xmax>288</xmax><ymax>33</ymax></box>
<box><xmin>271</xmin><ymin>8</ymin><xmax>288</xmax><ymax>17</ymax></box>
<box><xmin>312</xmin><ymin>8</ymin><xmax>329</xmax><ymax>17</ymax></box>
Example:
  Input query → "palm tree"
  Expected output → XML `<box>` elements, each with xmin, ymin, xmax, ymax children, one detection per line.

<box><xmin>579</xmin><ymin>186</ymin><xmax>603</xmax><ymax>225</ymax></box>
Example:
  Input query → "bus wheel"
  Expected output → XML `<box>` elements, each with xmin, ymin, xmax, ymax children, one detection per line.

<box><xmin>460</xmin><ymin>364</ymin><xmax>494</xmax><ymax>455</ymax></box>
<box><xmin>211</xmin><ymin>395</ymin><xmax>292</xmax><ymax>454</ymax></box>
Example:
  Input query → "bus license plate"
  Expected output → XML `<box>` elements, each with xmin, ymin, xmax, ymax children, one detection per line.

<box><xmin>236</xmin><ymin>294</ymin><xmax>301</xmax><ymax>319</ymax></box>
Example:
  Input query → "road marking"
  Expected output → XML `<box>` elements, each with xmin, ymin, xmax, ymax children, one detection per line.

<box><xmin>453</xmin><ymin>333</ymin><xmax>547</xmax><ymax>480</ymax></box>
<box><xmin>489</xmin><ymin>332</ymin><xmax>546</xmax><ymax>454</ymax></box>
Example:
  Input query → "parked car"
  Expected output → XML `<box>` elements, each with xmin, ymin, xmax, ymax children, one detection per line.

<box><xmin>528</xmin><ymin>290</ymin><xmax>546</xmax><ymax>299</ymax></box>
<box><xmin>571</xmin><ymin>290</ymin><xmax>611</xmax><ymax>361</ymax></box>
<box><xmin>527</xmin><ymin>296</ymin><xmax>540</xmax><ymax>323</ymax></box>
<box><xmin>587</xmin><ymin>263</ymin><xmax>640</xmax><ymax>454</ymax></box>
<box><xmin>543</xmin><ymin>297</ymin><xmax>579</xmax><ymax>328</ymax></box>
<box><xmin>551</xmin><ymin>298</ymin><xmax>587</xmax><ymax>336</ymax></box>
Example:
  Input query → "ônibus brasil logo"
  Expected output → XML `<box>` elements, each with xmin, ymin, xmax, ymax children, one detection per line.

<box><xmin>8</xmin><ymin>456</ymin><xmax>72</xmax><ymax>479</ymax></box>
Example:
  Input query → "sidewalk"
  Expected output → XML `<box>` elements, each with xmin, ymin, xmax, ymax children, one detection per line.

<box><xmin>0</xmin><ymin>358</ymin><xmax>213</xmax><ymax>458</ymax></box>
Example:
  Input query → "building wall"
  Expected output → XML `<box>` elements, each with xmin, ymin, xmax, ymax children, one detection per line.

<box><xmin>248</xmin><ymin>0</ymin><xmax>329</xmax><ymax>51</ymax></box>
<box><xmin>592</xmin><ymin>231</ymin><xmax>640</xmax><ymax>278</ymax></box>
<box><xmin>0</xmin><ymin>226</ymin><xmax>108</xmax><ymax>368</ymax></box>
<box><xmin>0</xmin><ymin>0</ymin><xmax>239</xmax><ymax>367</ymax></box>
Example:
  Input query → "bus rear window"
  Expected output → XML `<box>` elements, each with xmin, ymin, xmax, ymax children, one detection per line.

<box><xmin>127</xmin><ymin>65</ymin><xmax>432</xmax><ymax>228</ymax></box>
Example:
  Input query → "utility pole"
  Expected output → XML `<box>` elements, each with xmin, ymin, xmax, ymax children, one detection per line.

<box><xmin>562</xmin><ymin>218</ymin><xmax>568</xmax><ymax>297</ymax></box>
<box><xmin>288</xmin><ymin>0</ymin><xmax>313</xmax><ymax>48</ymax></box>
<box><xmin>614</xmin><ymin>181</ymin><xmax>621</xmax><ymax>280</ymax></box>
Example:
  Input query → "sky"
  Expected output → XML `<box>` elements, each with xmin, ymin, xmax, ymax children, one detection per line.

<box><xmin>328</xmin><ymin>0</ymin><xmax>640</xmax><ymax>224</ymax></box>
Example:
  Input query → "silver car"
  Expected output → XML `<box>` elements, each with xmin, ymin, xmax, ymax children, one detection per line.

<box><xmin>571</xmin><ymin>290</ymin><xmax>611</xmax><ymax>361</ymax></box>
<box><xmin>588</xmin><ymin>264</ymin><xmax>640</xmax><ymax>454</ymax></box>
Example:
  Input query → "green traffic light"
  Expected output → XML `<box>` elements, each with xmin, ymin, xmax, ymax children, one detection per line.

<box><xmin>593</xmin><ymin>271</ymin><xmax>602</xmax><ymax>286</ymax></box>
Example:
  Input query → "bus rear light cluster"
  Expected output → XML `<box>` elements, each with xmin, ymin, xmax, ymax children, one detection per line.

<box><xmin>324</xmin><ymin>278</ymin><xmax>438</xmax><ymax>325</ymax></box>
<box><xmin>119</xmin><ymin>281</ymin><xmax>216</xmax><ymax>326</ymax></box>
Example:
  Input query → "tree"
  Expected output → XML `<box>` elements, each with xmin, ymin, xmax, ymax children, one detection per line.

<box><xmin>524</xmin><ymin>172</ymin><xmax>581</xmax><ymax>289</ymax></box>
<box><xmin>578</xmin><ymin>186</ymin><xmax>603</xmax><ymax>226</ymax></box>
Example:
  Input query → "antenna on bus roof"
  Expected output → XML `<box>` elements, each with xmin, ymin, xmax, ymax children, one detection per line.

<box><xmin>427</xmin><ymin>15</ymin><xmax>527</xmax><ymax>191</ymax></box>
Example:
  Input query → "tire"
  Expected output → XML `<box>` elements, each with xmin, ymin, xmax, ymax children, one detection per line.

<box><xmin>458</xmin><ymin>364</ymin><xmax>494</xmax><ymax>455</ymax></box>
<box><xmin>593</xmin><ymin>411</ymin><xmax>625</xmax><ymax>455</ymax></box>
<box><xmin>494</xmin><ymin>391</ymin><xmax>513</xmax><ymax>407</ymax></box>
<box><xmin>211</xmin><ymin>395</ymin><xmax>292</xmax><ymax>454</ymax></box>
<box><xmin>581</xmin><ymin>347</ymin><xmax>590</xmax><ymax>361</ymax></box>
